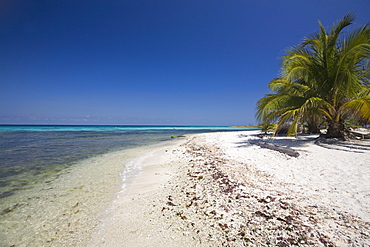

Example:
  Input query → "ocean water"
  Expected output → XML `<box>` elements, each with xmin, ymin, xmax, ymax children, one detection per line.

<box><xmin>0</xmin><ymin>125</ymin><xmax>257</xmax><ymax>246</ymax></box>
<box><xmin>0</xmin><ymin>125</ymin><xmax>257</xmax><ymax>198</ymax></box>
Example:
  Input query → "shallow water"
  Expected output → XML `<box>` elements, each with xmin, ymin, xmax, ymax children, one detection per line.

<box><xmin>0</xmin><ymin>125</ymin><xmax>257</xmax><ymax>246</ymax></box>
<box><xmin>0</xmin><ymin>146</ymin><xmax>151</xmax><ymax>246</ymax></box>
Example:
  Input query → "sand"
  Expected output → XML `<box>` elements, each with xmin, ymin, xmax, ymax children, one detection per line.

<box><xmin>88</xmin><ymin>140</ymin><xmax>200</xmax><ymax>246</ymax></box>
<box><xmin>89</xmin><ymin>131</ymin><xmax>370</xmax><ymax>246</ymax></box>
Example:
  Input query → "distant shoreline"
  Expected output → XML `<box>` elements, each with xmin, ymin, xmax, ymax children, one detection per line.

<box><xmin>0</xmin><ymin>124</ymin><xmax>258</xmax><ymax>128</ymax></box>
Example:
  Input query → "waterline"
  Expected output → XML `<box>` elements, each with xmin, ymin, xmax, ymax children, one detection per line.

<box><xmin>0</xmin><ymin>125</ymin><xmax>258</xmax><ymax>246</ymax></box>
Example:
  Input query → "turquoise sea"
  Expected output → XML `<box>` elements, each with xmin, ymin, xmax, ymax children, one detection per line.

<box><xmin>0</xmin><ymin>125</ymin><xmax>257</xmax><ymax>198</ymax></box>
<box><xmin>0</xmin><ymin>125</ymin><xmax>257</xmax><ymax>246</ymax></box>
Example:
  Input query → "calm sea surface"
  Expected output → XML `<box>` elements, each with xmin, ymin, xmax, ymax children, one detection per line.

<box><xmin>0</xmin><ymin>125</ymin><xmax>257</xmax><ymax>246</ymax></box>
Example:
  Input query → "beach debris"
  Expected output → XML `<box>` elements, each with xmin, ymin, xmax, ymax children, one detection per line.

<box><xmin>249</xmin><ymin>140</ymin><xmax>300</xmax><ymax>157</ymax></box>
<box><xmin>159</xmin><ymin>135</ymin><xmax>369</xmax><ymax>246</ymax></box>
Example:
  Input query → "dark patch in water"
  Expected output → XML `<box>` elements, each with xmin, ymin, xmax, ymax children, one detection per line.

<box><xmin>1</xmin><ymin>203</ymin><xmax>21</xmax><ymax>215</ymax></box>
<box><xmin>0</xmin><ymin>190</ymin><xmax>15</xmax><ymax>199</ymax></box>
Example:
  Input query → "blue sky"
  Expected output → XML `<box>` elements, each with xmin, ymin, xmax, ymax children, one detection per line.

<box><xmin>1</xmin><ymin>0</ymin><xmax>369</xmax><ymax>125</ymax></box>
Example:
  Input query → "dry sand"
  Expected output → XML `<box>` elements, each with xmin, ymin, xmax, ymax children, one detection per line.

<box><xmin>89</xmin><ymin>131</ymin><xmax>370</xmax><ymax>246</ymax></box>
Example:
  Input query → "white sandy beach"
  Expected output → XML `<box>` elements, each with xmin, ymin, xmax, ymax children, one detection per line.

<box><xmin>89</xmin><ymin>130</ymin><xmax>370</xmax><ymax>246</ymax></box>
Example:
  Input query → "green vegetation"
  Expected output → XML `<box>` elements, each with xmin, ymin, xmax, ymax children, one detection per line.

<box><xmin>259</xmin><ymin>122</ymin><xmax>276</xmax><ymax>134</ymax></box>
<box><xmin>256</xmin><ymin>13</ymin><xmax>370</xmax><ymax>139</ymax></box>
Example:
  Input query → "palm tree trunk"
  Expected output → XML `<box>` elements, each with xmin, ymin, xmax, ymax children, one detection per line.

<box><xmin>307</xmin><ymin>121</ymin><xmax>321</xmax><ymax>134</ymax></box>
<box><xmin>326</xmin><ymin>119</ymin><xmax>345</xmax><ymax>139</ymax></box>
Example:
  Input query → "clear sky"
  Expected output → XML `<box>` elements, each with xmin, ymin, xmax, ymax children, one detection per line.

<box><xmin>1</xmin><ymin>0</ymin><xmax>369</xmax><ymax>125</ymax></box>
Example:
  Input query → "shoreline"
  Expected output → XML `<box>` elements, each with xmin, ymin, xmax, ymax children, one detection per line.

<box><xmin>89</xmin><ymin>138</ymin><xmax>196</xmax><ymax>246</ymax></box>
<box><xmin>94</xmin><ymin>130</ymin><xmax>370</xmax><ymax>246</ymax></box>
<box><xmin>2</xmin><ymin>130</ymin><xmax>369</xmax><ymax>246</ymax></box>
<box><xmin>0</xmin><ymin>140</ymin><xmax>183</xmax><ymax>247</ymax></box>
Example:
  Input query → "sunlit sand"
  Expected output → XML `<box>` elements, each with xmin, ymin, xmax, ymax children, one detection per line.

<box><xmin>91</xmin><ymin>131</ymin><xmax>370</xmax><ymax>246</ymax></box>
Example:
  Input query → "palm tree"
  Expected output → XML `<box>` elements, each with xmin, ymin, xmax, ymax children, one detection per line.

<box><xmin>257</xmin><ymin>13</ymin><xmax>370</xmax><ymax>139</ymax></box>
<box><xmin>257</xmin><ymin>77</ymin><xmax>324</xmax><ymax>135</ymax></box>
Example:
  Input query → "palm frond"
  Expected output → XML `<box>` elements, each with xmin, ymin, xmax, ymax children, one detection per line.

<box><xmin>341</xmin><ymin>97</ymin><xmax>370</xmax><ymax>122</ymax></box>
<box><xmin>256</xmin><ymin>14</ymin><xmax>370</xmax><ymax>138</ymax></box>
<box><xmin>331</xmin><ymin>12</ymin><xmax>355</xmax><ymax>35</ymax></box>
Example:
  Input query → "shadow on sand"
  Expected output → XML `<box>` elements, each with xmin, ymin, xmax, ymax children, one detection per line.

<box><xmin>314</xmin><ymin>138</ymin><xmax>370</xmax><ymax>153</ymax></box>
<box><xmin>236</xmin><ymin>133</ymin><xmax>370</xmax><ymax>154</ymax></box>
